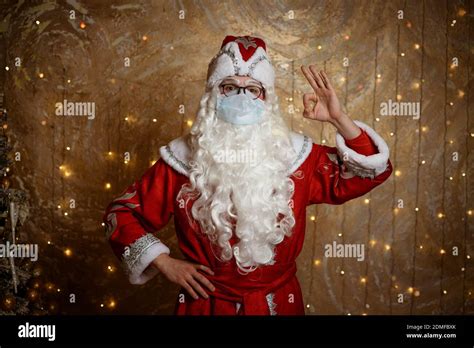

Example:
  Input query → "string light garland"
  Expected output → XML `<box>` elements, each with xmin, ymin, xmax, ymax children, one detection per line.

<box><xmin>102</xmin><ymin>77</ymin><xmax>116</xmax><ymax>289</ymax></box>
<box><xmin>438</xmin><ymin>0</ymin><xmax>450</xmax><ymax>312</ymax></box>
<box><xmin>111</xmin><ymin>86</ymin><xmax>124</xmax><ymax>196</ymax></box>
<box><xmin>388</xmin><ymin>0</ymin><xmax>406</xmax><ymax>314</ymax></box>
<box><xmin>60</xmin><ymin>65</ymin><xmax>68</xmax><ymax>235</ymax></box>
<box><xmin>409</xmin><ymin>0</ymin><xmax>426</xmax><ymax>315</ymax></box>
<box><xmin>362</xmin><ymin>36</ymin><xmax>380</xmax><ymax>316</ymax></box>
<box><xmin>339</xmin><ymin>53</ymin><xmax>348</xmax><ymax>314</ymax></box>
<box><xmin>306</xmin><ymin>204</ymin><xmax>317</xmax><ymax>313</ymax></box>
<box><xmin>461</xmin><ymin>0</ymin><xmax>471</xmax><ymax>314</ymax></box>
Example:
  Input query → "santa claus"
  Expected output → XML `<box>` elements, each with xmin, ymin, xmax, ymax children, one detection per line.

<box><xmin>104</xmin><ymin>35</ymin><xmax>392</xmax><ymax>315</ymax></box>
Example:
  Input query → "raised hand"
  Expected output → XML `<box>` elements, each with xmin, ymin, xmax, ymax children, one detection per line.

<box><xmin>300</xmin><ymin>65</ymin><xmax>361</xmax><ymax>140</ymax></box>
<box><xmin>300</xmin><ymin>65</ymin><xmax>345</xmax><ymax>123</ymax></box>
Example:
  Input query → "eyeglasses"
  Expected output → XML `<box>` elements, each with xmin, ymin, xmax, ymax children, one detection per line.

<box><xmin>219</xmin><ymin>83</ymin><xmax>264</xmax><ymax>100</ymax></box>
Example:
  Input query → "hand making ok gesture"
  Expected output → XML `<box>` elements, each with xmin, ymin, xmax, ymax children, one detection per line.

<box><xmin>300</xmin><ymin>65</ymin><xmax>361</xmax><ymax>140</ymax></box>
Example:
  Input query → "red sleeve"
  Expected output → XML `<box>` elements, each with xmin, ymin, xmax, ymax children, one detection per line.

<box><xmin>307</xmin><ymin>130</ymin><xmax>392</xmax><ymax>205</ymax></box>
<box><xmin>103</xmin><ymin>158</ymin><xmax>177</xmax><ymax>282</ymax></box>
<box><xmin>344</xmin><ymin>129</ymin><xmax>378</xmax><ymax>156</ymax></box>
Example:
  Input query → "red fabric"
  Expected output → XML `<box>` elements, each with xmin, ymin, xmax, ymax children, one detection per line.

<box><xmin>176</xmin><ymin>261</ymin><xmax>298</xmax><ymax>315</ymax></box>
<box><xmin>104</xmin><ymin>130</ymin><xmax>392</xmax><ymax>315</ymax></box>
<box><xmin>220</xmin><ymin>35</ymin><xmax>266</xmax><ymax>62</ymax></box>
<box><xmin>344</xmin><ymin>129</ymin><xmax>378</xmax><ymax>155</ymax></box>
<box><xmin>107</xmin><ymin>160</ymin><xmax>176</xmax><ymax>259</ymax></box>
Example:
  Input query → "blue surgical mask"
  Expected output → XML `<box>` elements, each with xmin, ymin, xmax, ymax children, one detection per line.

<box><xmin>216</xmin><ymin>93</ymin><xmax>266</xmax><ymax>125</ymax></box>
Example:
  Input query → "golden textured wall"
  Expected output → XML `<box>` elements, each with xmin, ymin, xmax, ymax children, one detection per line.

<box><xmin>1</xmin><ymin>0</ymin><xmax>473</xmax><ymax>314</ymax></box>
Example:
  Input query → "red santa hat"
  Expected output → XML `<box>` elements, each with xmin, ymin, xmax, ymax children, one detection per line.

<box><xmin>206</xmin><ymin>35</ymin><xmax>275</xmax><ymax>90</ymax></box>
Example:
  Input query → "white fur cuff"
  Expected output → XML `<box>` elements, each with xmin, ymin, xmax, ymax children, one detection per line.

<box><xmin>122</xmin><ymin>234</ymin><xmax>170</xmax><ymax>285</ymax></box>
<box><xmin>335</xmin><ymin>120</ymin><xmax>390</xmax><ymax>179</ymax></box>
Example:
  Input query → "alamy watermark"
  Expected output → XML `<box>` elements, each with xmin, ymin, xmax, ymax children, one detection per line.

<box><xmin>214</xmin><ymin>149</ymin><xmax>257</xmax><ymax>165</ymax></box>
<box><xmin>0</xmin><ymin>241</ymin><xmax>38</xmax><ymax>261</ymax></box>
<box><xmin>55</xmin><ymin>99</ymin><xmax>95</xmax><ymax>120</ymax></box>
<box><xmin>18</xmin><ymin>322</ymin><xmax>55</xmax><ymax>341</ymax></box>
<box><xmin>380</xmin><ymin>99</ymin><xmax>420</xmax><ymax>120</ymax></box>
<box><xmin>324</xmin><ymin>241</ymin><xmax>365</xmax><ymax>261</ymax></box>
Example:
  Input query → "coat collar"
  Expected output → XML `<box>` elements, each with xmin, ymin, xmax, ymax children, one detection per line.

<box><xmin>159</xmin><ymin>132</ymin><xmax>313</xmax><ymax>177</ymax></box>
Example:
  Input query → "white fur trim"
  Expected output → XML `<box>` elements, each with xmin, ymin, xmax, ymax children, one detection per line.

<box><xmin>335</xmin><ymin>120</ymin><xmax>390</xmax><ymax>179</ymax></box>
<box><xmin>207</xmin><ymin>42</ymin><xmax>275</xmax><ymax>88</ymax></box>
<box><xmin>288</xmin><ymin>132</ymin><xmax>313</xmax><ymax>173</ymax></box>
<box><xmin>160</xmin><ymin>132</ymin><xmax>313</xmax><ymax>177</ymax></box>
<box><xmin>159</xmin><ymin>135</ymin><xmax>192</xmax><ymax>176</ymax></box>
<box><xmin>122</xmin><ymin>234</ymin><xmax>170</xmax><ymax>285</ymax></box>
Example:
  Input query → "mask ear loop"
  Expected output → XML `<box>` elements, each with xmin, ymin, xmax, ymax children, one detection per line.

<box><xmin>213</xmin><ymin>80</ymin><xmax>225</xmax><ymax>109</ymax></box>
<box><xmin>262</xmin><ymin>85</ymin><xmax>266</xmax><ymax>100</ymax></box>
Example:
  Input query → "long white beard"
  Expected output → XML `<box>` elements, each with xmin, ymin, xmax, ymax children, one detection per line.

<box><xmin>178</xmin><ymin>84</ymin><xmax>296</xmax><ymax>273</ymax></box>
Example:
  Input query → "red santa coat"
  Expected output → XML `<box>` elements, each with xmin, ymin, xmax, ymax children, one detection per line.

<box><xmin>104</xmin><ymin>120</ymin><xmax>392</xmax><ymax>315</ymax></box>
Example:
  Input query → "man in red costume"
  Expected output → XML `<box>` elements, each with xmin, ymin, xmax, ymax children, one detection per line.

<box><xmin>103</xmin><ymin>35</ymin><xmax>392</xmax><ymax>315</ymax></box>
